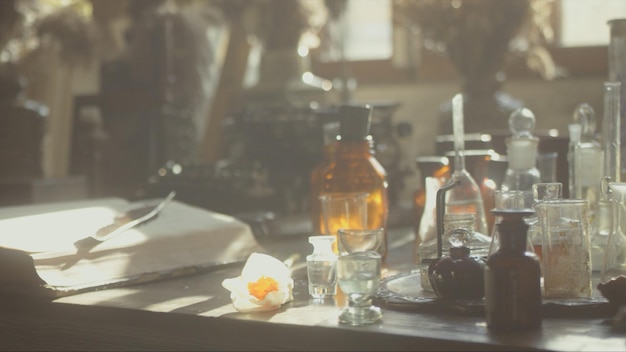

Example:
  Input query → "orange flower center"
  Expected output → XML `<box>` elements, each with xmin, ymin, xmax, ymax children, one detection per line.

<box><xmin>247</xmin><ymin>275</ymin><xmax>279</xmax><ymax>300</ymax></box>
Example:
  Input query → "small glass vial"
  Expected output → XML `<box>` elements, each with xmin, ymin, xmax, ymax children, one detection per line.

<box><xmin>485</xmin><ymin>209</ymin><xmax>542</xmax><ymax>331</ymax></box>
<box><xmin>307</xmin><ymin>235</ymin><xmax>338</xmax><ymax>299</ymax></box>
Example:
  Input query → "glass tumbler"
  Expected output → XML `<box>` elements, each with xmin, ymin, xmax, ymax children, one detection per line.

<box><xmin>535</xmin><ymin>199</ymin><xmax>592</xmax><ymax>299</ymax></box>
<box><xmin>337</xmin><ymin>251</ymin><xmax>382</xmax><ymax>325</ymax></box>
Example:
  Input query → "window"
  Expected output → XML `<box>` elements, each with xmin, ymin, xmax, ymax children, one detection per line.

<box><xmin>559</xmin><ymin>0</ymin><xmax>626</xmax><ymax>47</ymax></box>
<box><xmin>311</xmin><ymin>0</ymin><xmax>620</xmax><ymax>83</ymax></box>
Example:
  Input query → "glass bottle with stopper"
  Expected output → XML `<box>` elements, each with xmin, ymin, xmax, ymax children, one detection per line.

<box><xmin>307</xmin><ymin>235</ymin><xmax>337</xmax><ymax>299</ymax></box>
<box><xmin>571</xmin><ymin>103</ymin><xmax>603</xmax><ymax>211</ymax></box>
<box><xmin>501</xmin><ymin>108</ymin><xmax>541</xmax><ymax>208</ymax></box>
<box><xmin>445</xmin><ymin>93</ymin><xmax>488</xmax><ymax>235</ymax></box>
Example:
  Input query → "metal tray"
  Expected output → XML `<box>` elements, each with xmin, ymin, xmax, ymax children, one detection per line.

<box><xmin>375</xmin><ymin>272</ymin><xmax>613</xmax><ymax>318</ymax></box>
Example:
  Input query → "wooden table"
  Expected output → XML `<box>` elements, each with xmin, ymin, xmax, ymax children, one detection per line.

<box><xmin>0</xmin><ymin>227</ymin><xmax>624</xmax><ymax>351</ymax></box>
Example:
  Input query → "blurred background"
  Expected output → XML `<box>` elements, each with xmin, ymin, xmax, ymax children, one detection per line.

<box><xmin>0</xmin><ymin>0</ymin><xmax>621</xmax><ymax>225</ymax></box>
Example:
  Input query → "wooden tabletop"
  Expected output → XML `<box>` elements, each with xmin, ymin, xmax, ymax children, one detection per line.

<box><xmin>0</xmin><ymin>226</ymin><xmax>624</xmax><ymax>351</ymax></box>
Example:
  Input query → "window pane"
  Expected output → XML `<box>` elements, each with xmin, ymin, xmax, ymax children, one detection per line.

<box><xmin>560</xmin><ymin>0</ymin><xmax>626</xmax><ymax>47</ymax></box>
<box><xmin>343</xmin><ymin>0</ymin><xmax>392</xmax><ymax>60</ymax></box>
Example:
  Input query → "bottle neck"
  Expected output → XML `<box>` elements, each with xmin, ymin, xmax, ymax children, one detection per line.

<box><xmin>496</xmin><ymin>219</ymin><xmax>528</xmax><ymax>253</ymax></box>
<box><xmin>335</xmin><ymin>138</ymin><xmax>373</xmax><ymax>156</ymax></box>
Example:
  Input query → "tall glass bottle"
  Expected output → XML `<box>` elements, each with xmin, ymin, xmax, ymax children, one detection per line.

<box><xmin>316</xmin><ymin>105</ymin><xmax>389</xmax><ymax>259</ymax></box>
<box><xmin>572</xmin><ymin>104</ymin><xmax>603</xmax><ymax>212</ymax></box>
<box><xmin>501</xmin><ymin>108</ymin><xmax>541</xmax><ymax>208</ymax></box>
<box><xmin>485</xmin><ymin>209</ymin><xmax>542</xmax><ymax>331</ymax></box>
<box><xmin>445</xmin><ymin>94</ymin><xmax>488</xmax><ymax>235</ymax></box>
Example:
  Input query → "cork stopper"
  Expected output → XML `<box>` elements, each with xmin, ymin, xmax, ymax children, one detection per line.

<box><xmin>338</xmin><ymin>105</ymin><xmax>372</xmax><ymax>142</ymax></box>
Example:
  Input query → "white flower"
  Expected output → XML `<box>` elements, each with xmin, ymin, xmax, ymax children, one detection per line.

<box><xmin>222</xmin><ymin>252</ymin><xmax>294</xmax><ymax>312</ymax></box>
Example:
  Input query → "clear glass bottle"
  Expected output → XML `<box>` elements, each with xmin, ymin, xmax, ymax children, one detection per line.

<box><xmin>572</xmin><ymin>104</ymin><xmax>603</xmax><ymax>211</ymax></box>
<box><xmin>445</xmin><ymin>94</ymin><xmax>488</xmax><ymax>235</ymax></box>
<box><xmin>501</xmin><ymin>108</ymin><xmax>541</xmax><ymax>208</ymax></box>
<box><xmin>485</xmin><ymin>209</ymin><xmax>542</xmax><ymax>331</ymax></box>
<box><xmin>417</xmin><ymin>212</ymin><xmax>491</xmax><ymax>292</ymax></box>
<box><xmin>307</xmin><ymin>235</ymin><xmax>337</xmax><ymax>299</ymax></box>
<box><xmin>316</xmin><ymin>105</ymin><xmax>389</xmax><ymax>260</ymax></box>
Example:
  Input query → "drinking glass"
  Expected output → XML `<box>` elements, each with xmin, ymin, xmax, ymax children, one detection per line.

<box><xmin>337</xmin><ymin>251</ymin><xmax>382</xmax><ymax>325</ymax></box>
<box><xmin>337</xmin><ymin>228</ymin><xmax>384</xmax><ymax>256</ymax></box>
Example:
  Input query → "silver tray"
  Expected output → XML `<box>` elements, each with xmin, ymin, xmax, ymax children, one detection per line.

<box><xmin>375</xmin><ymin>272</ymin><xmax>613</xmax><ymax>318</ymax></box>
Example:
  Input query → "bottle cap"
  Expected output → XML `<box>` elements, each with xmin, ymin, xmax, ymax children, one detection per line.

<box><xmin>338</xmin><ymin>104</ymin><xmax>372</xmax><ymax>142</ymax></box>
<box><xmin>309</xmin><ymin>235</ymin><xmax>335</xmax><ymax>255</ymax></box>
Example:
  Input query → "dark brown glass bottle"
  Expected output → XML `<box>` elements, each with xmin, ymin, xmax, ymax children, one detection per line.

<box><xmin>314</xmin><ymin>105</ymin><xmax>389</xmax><ymax>259</ymax></box>
<box><xmin>485</xmin><ymin>209</ymin><xmax>542</xmax><ymax>331</ymax></box>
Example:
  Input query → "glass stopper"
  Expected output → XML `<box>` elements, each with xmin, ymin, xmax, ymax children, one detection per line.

<box><xmin>508</xmin><ymin>108</ymin><xmax>536</xmax><ymax>138</ymax></box>
<box><xmin>573</xmin><ymin>103</ymin><xmax>596</xmax><ymax>137</ymax></box>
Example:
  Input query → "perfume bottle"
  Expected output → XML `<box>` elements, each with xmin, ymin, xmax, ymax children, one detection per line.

<box><xmin>445</xmin><ymin>94</ymin><xmax>488</xmax><ymax>235</ymax></box>
<box><xmin>316</xmin><ymin>105</ymin><xmax>389</xmax><ymax>259</ymax></box>
<box><xmin>485</xmin><ymin>209</ymin><xmax>542</xmax><ymax>331</ymax></box>
<box><xmin>501</xmin><ymin>108</ymin><xmax>541</xmax><ymax>208</ymax></box>
<box><xmin>307</xmin><ymin>235</ymin><xmax>337</xmax><ymax>299</ymax></box>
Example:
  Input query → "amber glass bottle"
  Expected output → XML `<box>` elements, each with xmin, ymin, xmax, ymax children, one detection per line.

<box><xmin>313</xmin><ymin>105</ymin><xmax>389</xmax><ymax>259</ymax></box>
<box><xmin>485</xmin><ymin>209</ymin><xmax>542</xmax><ymax>331</ymax></box>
